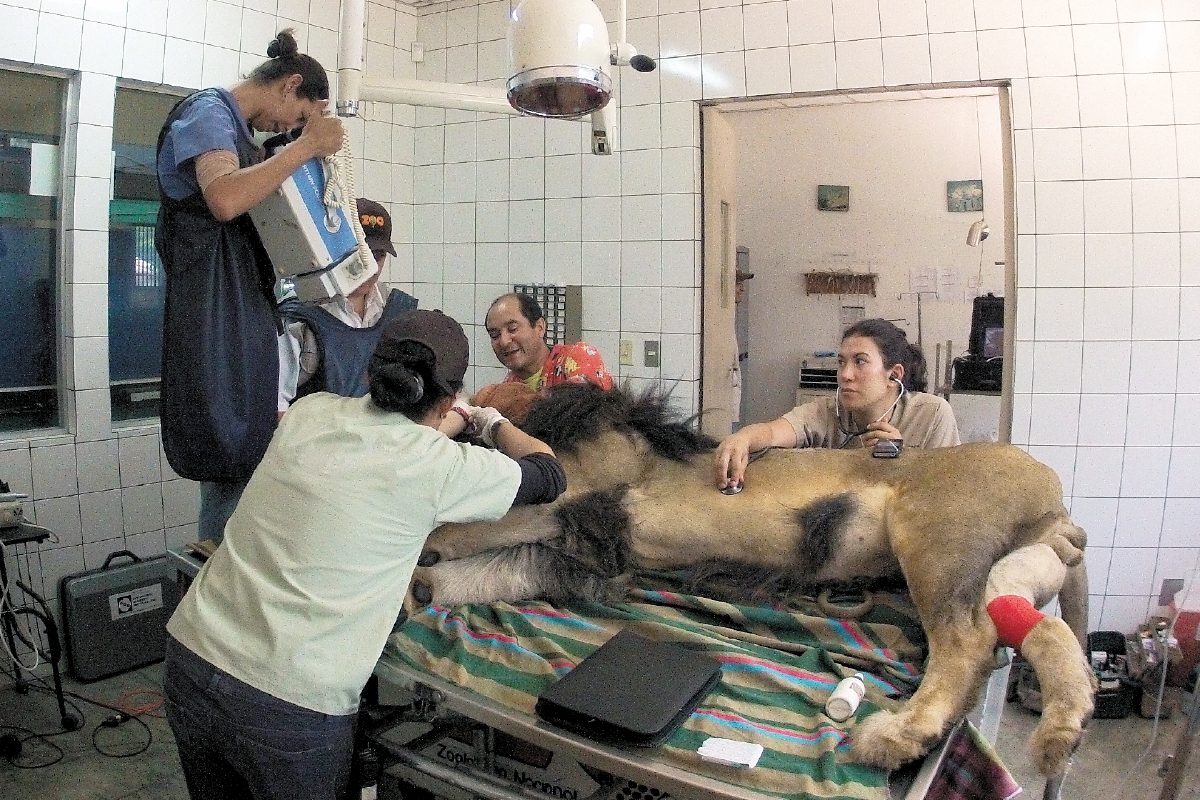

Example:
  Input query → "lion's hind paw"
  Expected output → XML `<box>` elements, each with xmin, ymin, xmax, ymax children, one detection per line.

<box><xmin>850</xmin><ymin>711</ymin><xmax>939</xmax><ymax>771</ymax></box>
<box><xmin>1030</xmin><ymin>715</ymin><xmax>1084</xmax><ymax>778</ymax></box>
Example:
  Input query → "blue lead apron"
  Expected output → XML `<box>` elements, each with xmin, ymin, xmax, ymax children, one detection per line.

<box><xmin>154</xmin><ymin>89</ymin><xmax>279</xmax><ymax>482</ymax></box>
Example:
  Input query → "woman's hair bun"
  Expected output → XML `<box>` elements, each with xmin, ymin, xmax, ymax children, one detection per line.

<box><xmin>266</xmin><ymin>29</ymin><xmax>298</xmax><ymax>59</ymax></box>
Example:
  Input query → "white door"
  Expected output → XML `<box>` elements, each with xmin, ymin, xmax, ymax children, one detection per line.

<box><xmin>700</xmin><ymin>107</ymin><xmax>740</xmax><ymax>438</ymax></box>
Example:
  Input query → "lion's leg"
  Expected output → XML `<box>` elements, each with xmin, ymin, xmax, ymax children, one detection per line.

<box><xmin>423</xmin><ymin>505</ymin><xmax>562</xmax><ymax>562</ymax></box>
<box><xmin>982</xmin><ymin>542</ymin><xmax>1094</xmax><ymax>779</ymax></box>
<box><xmin>1058</xmin><ymin>561</ymin><xmax>1089</xmax><ymax>649</ymax></box>
<box><xmin>402</xmin><ymin>545</ymin><xmax>626</xmax><ymax>617</ymax></box>
<box><xmin>852</xmin><ymin>617</ymin><xmax>996</xmax><ymax>770</ymax></box>
<box><xmin>1020</xmin><ymin>615</ymin><xmax>1095</xmax><ymax>777</ymax></box>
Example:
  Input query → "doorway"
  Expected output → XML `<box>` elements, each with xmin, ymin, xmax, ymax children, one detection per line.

<box><xmin>699</xmin><ymin>85</ymin><xmax>1016</xmax><ymax>443</ymax></box>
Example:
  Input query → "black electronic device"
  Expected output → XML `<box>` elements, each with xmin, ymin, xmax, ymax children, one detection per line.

<box><xmin>968</xmin><ymin>293</ymin><xmax>1004</xmax><ymax>358</ymax></box>
<box><xmin>872</xmin><ymin>439</ymin><xmax>903</xmax><ymax>458</ymax></box>
<box><xmin>535</xmin><ymin>629</ymin><xmax>721</xmax><ymax>747</ymax></box>
<box><xmin>952</xmin><ymin>356</ymin><xmax>1003</xmax><ymax>392</ymax></box>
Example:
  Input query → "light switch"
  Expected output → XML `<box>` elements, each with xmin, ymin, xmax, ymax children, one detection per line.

<box><xmin>619</xmin><ymin>340</ymin><xmax>633</xmax><ymax>366</ymax></box>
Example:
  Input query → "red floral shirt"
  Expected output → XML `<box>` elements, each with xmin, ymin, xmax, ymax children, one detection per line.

<box><xmin>504</xmin><ymin>342</ymin><xmax>614</xmax><ymax>391</ymax></box>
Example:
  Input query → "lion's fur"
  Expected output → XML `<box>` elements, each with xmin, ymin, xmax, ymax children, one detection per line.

<box><xmin>471</xmin><ymin>382</ymin><xmax>541</xmax><ymax>426</ymax></box>
<box><xmin>414</xmin><ymin>382</ymin><xmax>1094</xmax><ymax>780</ymax></box>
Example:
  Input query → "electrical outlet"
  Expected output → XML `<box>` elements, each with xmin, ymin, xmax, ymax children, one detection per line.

<box><xmin>619</xmin><ymin>340</ymin><xmax>633</xmax><ymax>366</ymax></box>
<box><xmin>644</xmin><ymin>340</ymin><xmax>659</xmax><ymax>368</ymax></box>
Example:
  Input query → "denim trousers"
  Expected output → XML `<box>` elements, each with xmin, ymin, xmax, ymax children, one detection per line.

<box><xmin>162</xmin><ymin>637</ymin><xmax>357</xmax><ymax>800</ymax></box>
<box><xmin>198</xmin><ymin>479</ymin><xmax>248</xmax><ymax>544</ymax></box>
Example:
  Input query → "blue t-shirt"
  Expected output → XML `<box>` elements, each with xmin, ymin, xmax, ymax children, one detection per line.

<box><xmin>157</xmin><ymin>88</ymin><xmax>257</xmax><ymax>200</ymax></box>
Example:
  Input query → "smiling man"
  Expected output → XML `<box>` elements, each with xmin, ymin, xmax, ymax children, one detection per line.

<box><xmin>485</xmin><ymin>292</ymin><xmax>613</xmax><ymax>390</ymax></box>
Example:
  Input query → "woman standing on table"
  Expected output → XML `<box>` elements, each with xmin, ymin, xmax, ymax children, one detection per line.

<box><xmin>155</xmin><ymin>29</ymin><xmax>344</xmax><ymax>543</ymax></box>
<box><xmin>715</xmin><ymin>318</ymin><xmax>960</xmax><ymax>491</ymax></box>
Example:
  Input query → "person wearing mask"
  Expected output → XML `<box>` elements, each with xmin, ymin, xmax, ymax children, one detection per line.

<box><xmin>485</xmin><ymin>292</ymin><xmax>613</xmax><ymax>390</ymax></box>
<box><xmin>277</xmin><ymin>198</ymin><xmax>418</xmax><ymax>405</ymax></box>
<box><xmin>155</xmin><ymin>29</ymin><xmax>344</xmax><ymax>543</ymax></box>
<box><xmin>714</xmin><ymin>318</ymin><xmax>960</xmax><ymax>490</ymax></box>
<box><xmin>162</xmin><ymin>309</ymin><xmax>566</xmax><ymax>800</ymax></box>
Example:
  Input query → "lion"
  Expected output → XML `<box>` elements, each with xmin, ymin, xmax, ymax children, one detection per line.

<box><xmin>408</xmin><ymin>382</ymin><xmax>1095</xmax><ymax>784</ymax></box>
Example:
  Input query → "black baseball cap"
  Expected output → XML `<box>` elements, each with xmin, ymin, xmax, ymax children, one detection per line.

<box><xmin>373</xmin><ymin>310</ymin><xmax>469</xmax><ymax>394</ymax></box>
<box><xmin>356</xmin><ymin>198</ymin><xmax>397</xmax><ymax>256</ymax></box>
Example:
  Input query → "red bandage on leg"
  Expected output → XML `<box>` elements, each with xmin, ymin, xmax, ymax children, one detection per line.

<box><xmin>986</xmin><ymin>595</ymin><xmax>1046</xmax><ymax>649</ymax></box>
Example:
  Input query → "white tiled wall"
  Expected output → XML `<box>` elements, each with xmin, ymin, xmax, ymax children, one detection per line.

<box><xmin>0</xmin><ymin>0</ymin><xmax>419</xmax><ymax>629</ymax></box>
<box><xmin>2</xmin><ymin>0</ymin><xmax>1198</xmax><ymax>640</ymax></box>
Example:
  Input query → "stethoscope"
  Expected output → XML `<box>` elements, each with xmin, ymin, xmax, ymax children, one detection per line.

<box><xmin>835</xmin><ymin>376</ymin><xmax>906</xmax><ymax>449</ymax></box>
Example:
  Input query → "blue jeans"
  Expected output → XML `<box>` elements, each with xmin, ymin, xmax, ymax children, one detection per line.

<box><xmin>163</xmin><ymin>638</ymin><xmax>357</xmax><ymax>800</ymax></box>
<box><xmin>198</xmin><ymin>479</ymin><xmax>247</xmax><ymax>544</ymax></box>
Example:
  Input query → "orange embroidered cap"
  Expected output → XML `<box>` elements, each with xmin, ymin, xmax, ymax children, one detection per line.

<box><xmin>356</xmin><ymin>198</ymin><xmax>396</xmax><ymax>256</ymax></box>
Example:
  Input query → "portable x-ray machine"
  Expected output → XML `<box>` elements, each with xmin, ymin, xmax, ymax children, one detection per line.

<box><xmin>248</xmin><ymin>129</ymin><xmax>377</xmax><ymax>302</ymax></box>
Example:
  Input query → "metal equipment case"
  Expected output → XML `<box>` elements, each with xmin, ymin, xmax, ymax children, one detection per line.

<box><xmin>58</xmin><ymin>551</ymin><xmax>181</xmax><ymax>682</ymax></box>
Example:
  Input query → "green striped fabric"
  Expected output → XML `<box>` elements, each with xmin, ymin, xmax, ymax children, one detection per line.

<box><xmin>385</xmin><ymin>573</ymin><xmax>929</xmax><ymax>800</ymax></box>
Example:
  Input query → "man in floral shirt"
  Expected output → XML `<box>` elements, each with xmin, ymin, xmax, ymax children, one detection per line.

<box><xmin>485</xmin><ymin>292</ymin><xmax>613</xmax><ymax>390</ymax></box>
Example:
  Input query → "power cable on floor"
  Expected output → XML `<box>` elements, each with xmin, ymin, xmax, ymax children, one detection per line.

<box><xmin>0</xmin><ymin>724</ymin><xmax>65</xmax><ymax>768</ymax></box>
<box><xmin>21</xmin><ymin>675</ymin><xmax>157</xmax><ymax>760</ymax></box>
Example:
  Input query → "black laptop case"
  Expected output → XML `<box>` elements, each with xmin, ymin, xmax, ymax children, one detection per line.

<box><xmin>534</xmin><ymin>629</ymin><xmax>722</xmax><ymax>746</ymax></box>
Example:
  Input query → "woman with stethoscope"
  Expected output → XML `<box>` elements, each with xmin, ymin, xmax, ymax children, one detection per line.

<box><xmin>714</xmin><ymin>318</ymin><xmax>961</xmax><ymax>491</ymax></box>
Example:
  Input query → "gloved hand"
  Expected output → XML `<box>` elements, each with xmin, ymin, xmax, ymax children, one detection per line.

<box><xmin>469</xmin><ymin>406</ymin><xmax>509</xmax><ymax>448</ymax></box>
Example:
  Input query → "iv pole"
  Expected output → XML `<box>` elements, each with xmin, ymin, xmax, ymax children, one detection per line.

<box><xmin>897</xmin><ymin>291</ymin><xmax>937</xmax><ymax>351</ymax></box>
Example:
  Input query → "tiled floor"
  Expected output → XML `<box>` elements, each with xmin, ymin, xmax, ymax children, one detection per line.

<box><xmin>1</xmin><ymin>661</ymin><xmax>1197</xmax><ymax>800</ymax></box>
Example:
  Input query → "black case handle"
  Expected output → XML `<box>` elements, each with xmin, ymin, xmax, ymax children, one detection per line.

<box><xmin>101</xmin><ymin>550</ymin><xmax>142</xmax><ymax>570</ymax></box>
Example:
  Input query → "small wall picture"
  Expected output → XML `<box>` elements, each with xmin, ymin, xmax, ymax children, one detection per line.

<box><xmin>817</xmin><ymin>184</ymin><xmax>850</xmax><ymax>212</ymax></box>
<box><xmin>947</xmin><ymin>180</ymin><xmax>983</xmax><ymax>212</ymax></box>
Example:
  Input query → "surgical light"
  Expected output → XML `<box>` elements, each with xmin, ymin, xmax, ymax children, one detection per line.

<box><xmin>507</xmin><ymin>0</ymin><xmax>613</xmax><ymax>118</ymax></box>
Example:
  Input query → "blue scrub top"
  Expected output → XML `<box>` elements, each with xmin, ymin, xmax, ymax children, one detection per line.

<box><xmin>157</xmin><ymin>88</ymin><xmax>257</xmax><ymax>200</ymax></box>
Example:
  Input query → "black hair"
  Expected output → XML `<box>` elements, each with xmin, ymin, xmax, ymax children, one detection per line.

<box><xmin>841</xmin><ymin>318</ymin><xmax>928</xmax><ymax>392</ymax></box>
<box><xmin>489</xmin><ymin>292</ymin><xmax>545</xmax><ymax>326</ymax></box>
<box><xmin>247</xmin><ymin>29</ymin><xmax>329</xmax><ymax>101</ymax></box>
<box><xmin>368</xmin><ymin>341</ymin><xmax>456</xmax><ymax>418</ymax></box>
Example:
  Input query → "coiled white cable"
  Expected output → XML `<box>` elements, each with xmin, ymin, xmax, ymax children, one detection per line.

<box><xmin>321</xmin><ymin>121</ymin><xmax>375</xmax><ymax>281</ymax></box>
<box><xmin>0</xmin><ymin>538</ymin><xmax>42</xmax><ymax>673</ymax></box>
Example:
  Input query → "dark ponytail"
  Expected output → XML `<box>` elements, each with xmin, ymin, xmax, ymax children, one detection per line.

<box><xmin>248</xmin><ymin>29</ymin><xmax>329</xmax><ymax>101</ymax></box>
<box><xmin>368</xmin><ymin>341</ymin><xmax>448</xmax><ymax>418</ymax></box>
<box><xmin>903</xmin><ymin>342</ymin><xmax>928</xmax><ymax>393</ymax></box>
<box><xmin>842</xmin><ymin>318</ymin><xmax>928</xmax><ymax>393</ymax></box>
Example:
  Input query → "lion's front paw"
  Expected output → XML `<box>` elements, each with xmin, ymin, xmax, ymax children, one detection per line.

<box><xmin>403</xmin><ymin>566</ymin><xmax>437</xmax><ymax>618</ymax></box>
<box><xmin>851</xmin><ymin>711</ymin><xmax>939</xmax><ymax>771</ymax></box>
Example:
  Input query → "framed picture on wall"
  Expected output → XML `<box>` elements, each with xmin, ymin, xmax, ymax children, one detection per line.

<box><xmin>817</xmin><ymin>184</ymin><xmax>849</xmax><ymax>211</ymax></box>
<box><xmin>947</xmin><ymin>180</ymin><xmax>983</xmax><ymax>212</ymax></box>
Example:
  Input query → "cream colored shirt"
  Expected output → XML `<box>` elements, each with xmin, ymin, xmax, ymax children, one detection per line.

<box><xmin>781</xmin><ymin>391</ymin><xmax>961</xmax><ymax>450</ymax></box>
<box><xmin>167</xmin><ymin>393</ymin><xmax>522</xmax><ymax>715</ymax></box>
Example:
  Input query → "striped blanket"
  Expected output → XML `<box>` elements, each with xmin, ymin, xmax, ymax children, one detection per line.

<box><xmin>386</xmin><ymin>572</ymin><xmax>929</xmax><ymax>800</ymax></box>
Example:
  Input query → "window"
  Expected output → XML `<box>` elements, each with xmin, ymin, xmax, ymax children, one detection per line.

<box><xmin>0</xmin><ymin>70</ymin><xmax>65</xmax><ymax>432</ymax></box>
<box><xmin>108</xmin><ymin>87</ymin><xmax>182</xmax><ymax>422</ymax></box>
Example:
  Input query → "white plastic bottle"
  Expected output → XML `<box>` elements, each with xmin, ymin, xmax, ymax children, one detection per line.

<box><xmin>825</xmin><ymin>673</ymin><xmax>866</xmax><ymax>722</ymax></box>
